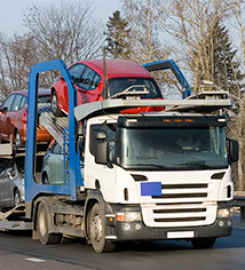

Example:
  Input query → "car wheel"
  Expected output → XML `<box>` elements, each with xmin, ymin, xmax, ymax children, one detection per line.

<box><xmin>15</xmin><ymin>130</ymin><xmax>23</xmax><ymax>150</ymax></box>
<box><xmin>14</xmin><ymin>190</ymin><xmax>21</xmax><ymax>207</ymax></box>
<box><xmin>51</xmin><ymin>91</ymin><xmax>63</xmax><ymax>117</ymax></box>
<box><xmin>42</xmin><ymin>174</ymin><xmax>49</xmax><ymax>185</ymax></box>
<box><xmin>89</xmin><ymin>203</ymin><xmax>116</xmax><ymax>253</ymax></box>
<box><xmin>191</xmin><ymin>238</ymin><xmax>216</xmax><ymax>249</ymax></box>
<box><xmin>37</xmin><ymin>202</ymin><xmax>62</xmax><ymax>245</ymax></box>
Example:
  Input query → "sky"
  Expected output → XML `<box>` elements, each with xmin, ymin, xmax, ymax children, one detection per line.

<box><xmin>0</xmin><ymin>0</ymin><xmax>121</xmax><ymax>35</ymax></box>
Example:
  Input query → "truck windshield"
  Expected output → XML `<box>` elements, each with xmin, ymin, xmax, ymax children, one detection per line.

<box><xmin>119</xmin><ymin>127</ymin><xmax>228</xmax><ymax>170</ymax></box>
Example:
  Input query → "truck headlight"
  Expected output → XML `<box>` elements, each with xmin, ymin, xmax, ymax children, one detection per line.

<box><xmin>218</xmin><ymin>208</ymin><xmax>230</xmax><ymax>218</ymax></box>
<box><xmin>116</xmin><ymin>212</ymin><xmax>142</xmax><ymax>222</ymax></box>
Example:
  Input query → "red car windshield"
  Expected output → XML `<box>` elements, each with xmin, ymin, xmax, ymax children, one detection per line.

<box><xmin>103</xmin><ymin>78</ymin><xmax>162</xmax><ymax>99</ymax></box>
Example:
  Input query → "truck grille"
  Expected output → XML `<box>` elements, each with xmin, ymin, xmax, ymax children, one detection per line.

<box><xmin>152</xmin><ymin>193</ymin><xmax>207</xmax><ymax>199</ymax></box>
<box><xmin>153</xmin><ymin>208</ymin><xmax>206</xmax><ymax>214</ymax></box>
<box><xmin>161</xmin><ymin>184</ymin><xmax>208</xmax><ymax>189</ymax></box>
<box><xmin>155</xmin><ymin>217</ymin><xmax>206</xmax><ymax>223</ymax></box>
<box><xmin>141</xmin><ymin>182</ymin><xmax>217</xmax><ymax>227</ymax></box>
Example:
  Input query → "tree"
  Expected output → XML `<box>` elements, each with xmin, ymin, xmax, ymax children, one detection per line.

<box><xmin>227</xmin><ymin>0</ymin><xmax>245</xmax><ymax>190</ymax></box>
<box><xmin>23</xmin><ymin>0</ymin><xmax>104</xmax><ymax>66</ymax></box>
<box><xmin>119</xmin><ymin>0</ymin><xmax>180</xmax><ymax>98</ymax></box>
<box><xmin>0</xmin><ymin>0</ymin><xmax>106</xmax><ymax>99</ymax></box>
<box><xmin>203</xmin><ymin>21</ymin><xmax>244</xmax><ymax>190</ymax></box>
<box><xmin>208</xmin><ymin>22</ymin><xmax>243</xmax><ymax>91</ymax></box>
<box><xmin>160</xmin><ymin>0</ymin><xmax>232</xmax><ymax>92</ymax></box>
<box><xmin>0</xmin><ymin>33</ymin><xmax>39</xmax><ymax>100</ymax></box>
<box><xmin>194</xmin><ymin>20</ymin><xmax>244</xmax><ymax>93</ymax></box>
<box><xmin>104</xmin><ymin>11</ymin><xmax>131</xmax><ymax>59</ymax></box>
<box><xmin>121</xmin><ymin>0</ymin><xmax>169</xmax><ymax>64</ymax></box>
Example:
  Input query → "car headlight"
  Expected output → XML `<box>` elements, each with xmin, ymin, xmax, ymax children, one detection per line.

<box><xmin>116</xmin><ymin>212</ymin><xmax>142</xmax><ymax>222</ymax></box>
<box><xmin>218</xmin><ymin>208</ymin><xmax>230</xmax><ymax>218</ymax></box>
<box><xmin>22</xmin><ymin>178</ymin><xmax>25</xmax><ymax>185</ymax></box>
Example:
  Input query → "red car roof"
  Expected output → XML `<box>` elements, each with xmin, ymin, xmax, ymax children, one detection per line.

<box><xmin>74</xmin><ymin>59</ymin><xmax>152</xmax><ymax>78</ymax></box>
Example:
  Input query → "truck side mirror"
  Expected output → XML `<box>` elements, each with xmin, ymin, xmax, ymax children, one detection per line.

<box><xmin>228</xmin><ymin>139</ymin><xmax>239</xmax><ymax>163</ymax></box>
<box><xmin>95</xmin><ymin>130</ymin><xmax>108</xmax><ymax>165</ymax></box>
<box><xmin>95</xmin><ymin>141</ymin><xmax>109</xmax><ymax>165</ymax></box>
<box><xmin>96</xmin><ymin>131</ymin><xmax>107</xmax><ymax>140</ymax></box>
<box><xmin>94</xmin><ymin>130</ymin><xmax>113</xmax><ymax>168</ymax></box>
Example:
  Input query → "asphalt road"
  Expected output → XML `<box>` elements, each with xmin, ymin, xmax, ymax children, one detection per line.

<box><xmin>0</xmin><ymin>216</ymin><xmax>245</xmax><ymax>270</ymax></box>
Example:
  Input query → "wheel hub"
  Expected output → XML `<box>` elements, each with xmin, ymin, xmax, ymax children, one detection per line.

<box><xmin>90</xmin><ymin>214</ymin><xmax>103</xmax><ymax>242</ymax></box>
<box><xmin>39</xmin><ymin>209</ymin><xmax>47</xmax><ymax>236</ymax></box>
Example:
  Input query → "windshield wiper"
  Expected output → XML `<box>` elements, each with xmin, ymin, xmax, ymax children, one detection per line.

<box><xmin>136</xmin><ymin>163</ymin><xmax>169</xmax><ymax>169</ymax></box>
<box><xmin>178</xmin><ymin>161</ymin><xmax>212</xmax><ymax>169</ymax></box>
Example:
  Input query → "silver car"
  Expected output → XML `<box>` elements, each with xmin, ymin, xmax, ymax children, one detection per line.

<box><xmin>0</xmin><ymin>159</ymin><xmax>25</xmax><ymax>207</ymax></box>
<box><xmin>41</xmin><ymin>140</ymin><xmax>84</xmax><ymax>185</ymax></box>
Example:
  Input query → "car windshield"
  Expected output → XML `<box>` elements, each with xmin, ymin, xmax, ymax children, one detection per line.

<box><xmin>38</xmin><ymin>95</ymin><xmax>50</xmax><ymax>103</ymax></box>
<box><xmin>119</xmin><ymin>126</ymin><xmax>228</xmax><ymax>171</ymax></box>
<box><xmin>107</xmin><ymin>78</ymin><xmax>162</xmax><ymax>99</ymax></box>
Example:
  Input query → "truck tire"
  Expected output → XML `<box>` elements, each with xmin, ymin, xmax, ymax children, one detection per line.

<box><xmin>51</xmin><ymin>90</ymin><xmax>63</xmax><ymax>117</ymax></box>
<box><xmin>37</xmin><ymin>202</ymin><xmax>62</xmax><ymax>245</ymax></box>
<box><xmin>89</xmin><ymin>203</ymin><xmax>116</xmax><ymax>253</ymax></box>
<box><xmin>191</xmin><ymin>237</ymin><xmax>216</xmax><ymax>249</ymax></box>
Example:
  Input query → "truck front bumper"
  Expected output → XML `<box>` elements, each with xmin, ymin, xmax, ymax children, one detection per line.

<box><xmin>105</xmin><ymin>203</ymin><xmax>232</xmax><ymax>241</ymax></box>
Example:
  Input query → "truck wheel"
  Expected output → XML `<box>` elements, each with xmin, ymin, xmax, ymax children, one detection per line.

<box><xmin>89</xmin><ymin>203</ymin><xmax>116</xmax><ymax>253</ymax></box>
<box><xmin>51</xmin><ymin>91</ymin><xmax>63</xmax><ymax>117</ymax></box>
<box><xmin>37</xmin><ymin>202</ymin><xmax>62</xmax><ymax>245</ymax></box>
<box><xmin>14</xmin><ymin>190</ymin><xmax>21</xmax><ymax>207</ymax></box>
<box><xmin>191</xmin><ymin>237</ymin><xmax>216</xmax><ymax>249</ymax></box>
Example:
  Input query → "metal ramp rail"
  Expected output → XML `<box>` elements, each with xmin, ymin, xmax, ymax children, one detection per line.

<box><xmin>0</xmin><ymin>204</ymin><xmax>32</xmax><ymax>230</ymax></box>
<box><xmin>40</xmin><ymin>112</ymin><xmax>69</xmax><ymax>147</ymax></box>
<box><xmin>74</xmin><ymin>92</ymin><xmax>231</xmax><ymax>122</ymax></box>
<box><xmin>166</xmin><ymin>91</ymin><xmax>230</xmax><ymax>113</ymax></box>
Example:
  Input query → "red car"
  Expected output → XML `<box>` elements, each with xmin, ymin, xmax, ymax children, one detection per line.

<box><xmin>0</xmin><ymin>89</ymin><xmax>53</xmax><ymax>149</ymax></box>
<box><xmin>51</xmin><ymin>59</ymin><xmax>164</xmax><ymax>116</ymax></box>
